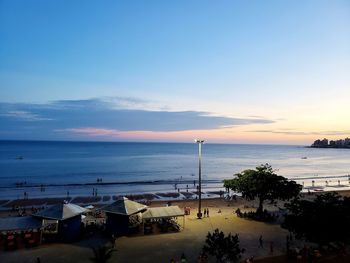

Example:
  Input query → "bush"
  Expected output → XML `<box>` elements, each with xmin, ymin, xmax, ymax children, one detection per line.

<box><xmin>202</xmin><ymin>228</ymin><xmax>245</xmax><ymax>263</ymax></box>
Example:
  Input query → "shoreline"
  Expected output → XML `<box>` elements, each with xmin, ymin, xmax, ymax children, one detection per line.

<box><xmin>4</xmin><ymin>173</ymin><xmax>350</xmax><ymax>188</ymax></box>
<box><xmin>1</xmin><ymin>186</ymin><xmax>350</xmax><ymax>214</ymax></box>
<box><xmin>1</xmin><ymin>174</ymin><xmax>349</xmax><ymax>201</ymax></box>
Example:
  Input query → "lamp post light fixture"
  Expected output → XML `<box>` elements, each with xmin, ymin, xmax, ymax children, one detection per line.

<box><xmin>195</xmin><ymin>139</ymin><xmax>204</xmax><ymax>219</ymax></box>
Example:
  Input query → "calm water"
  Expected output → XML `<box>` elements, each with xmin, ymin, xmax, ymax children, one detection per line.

<box><xmin>0</xmin><ymin>141</ymin><xmax>349</xmax><ymax>199</ymax></box>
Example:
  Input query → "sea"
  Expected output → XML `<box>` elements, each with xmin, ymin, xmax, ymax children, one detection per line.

<box><xmin>0</xmin><ymin>140</ymin><xmax>349</xmax><ymax>200</ymax></box>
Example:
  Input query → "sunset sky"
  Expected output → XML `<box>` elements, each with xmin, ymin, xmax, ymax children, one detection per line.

<box><xmin>1</xmin><ymin>0</ymin><xmax>349</xmax><ymax>144</ymax></box>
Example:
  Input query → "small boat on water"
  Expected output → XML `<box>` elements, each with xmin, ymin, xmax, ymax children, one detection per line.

<box><xmin>15</xmin><ymin>156</ymin><xmax>24</xmax><ymax>160</ymax></box>
<box><xmin>301</xmin><ymin>156</ymin><xmax>307</xmax><ymax>159</ymax></box>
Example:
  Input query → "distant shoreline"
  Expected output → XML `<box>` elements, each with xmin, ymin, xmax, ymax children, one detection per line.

<box><xmin>308</xmin><ymin>146</ymin><xmax>350</xmax><ymax>149</ymax></box>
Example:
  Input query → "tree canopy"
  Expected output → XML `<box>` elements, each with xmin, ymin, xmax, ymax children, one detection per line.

<box><xmin>202</xmin><ymin>228</ymin><xmax>245</xmax><ymax>263</ymax></box>
<box><xmin>224</xmin><ymin>164</ymin><xmax>302</xmax><ymax>214</ymax></box>
<box><xmin>283</xmin><ymin>193</ymin><xmax>350</xmax><ymax>245</ymax></box>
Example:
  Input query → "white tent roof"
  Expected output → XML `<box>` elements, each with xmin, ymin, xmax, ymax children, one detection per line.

<box><xmin>142</xmin><ymin>206</ymin><xmax>184</xmax><ymax>220</ymax></box>
<box><xmin>102</xmin><ymin>197</ymin><xmax>148</xmax><ymax>216</ymax></box>
<box><xmin>0</xmin><ymin>216</ymin><xmax>42</xmax><ymax>231</ymax></box>
<box><xmin>34</xmin><ymin>203</ymin><xmax>88</xmax><ymax>220</ymax></box>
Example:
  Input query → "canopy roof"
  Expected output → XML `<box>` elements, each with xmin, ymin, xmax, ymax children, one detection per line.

<box><xmin>142</xmin><ymin>206</ymin><xmax>184</xmax><ymax>220</ymax></box>
<box><xmin>103</xmin><ymin>197</ymin><xmax>148</xmax><ymax>216</ymax></box>
<box><xmin>0</xmin><ymin>216</ymin><xmax>42</xmax><ymax>231</ymax></box>
<box><xmin>34</xmin><ymin>203</ymin><xmax>88</xmax><ymax>220</ymax></box>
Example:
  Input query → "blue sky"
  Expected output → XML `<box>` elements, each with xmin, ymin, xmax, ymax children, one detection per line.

<box><xmin>0</xmin><ymin>1</ymin><xmax>349</xmax><ymax>143</ymax></box>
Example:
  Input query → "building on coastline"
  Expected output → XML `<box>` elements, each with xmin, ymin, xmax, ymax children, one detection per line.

<box><xmin>102</xmin><ymin>197</ymin><xmax>148</xmax><ymax>236</ymax></box>
<box><xmin>311</xmin><ymin>137</ymin><xmax>350</xmax><ymax>148</ymax></box>
<box><xmin>33</xmin><ymin>203</ymin><xmax>88</xmax><ymax>242</ymax></box>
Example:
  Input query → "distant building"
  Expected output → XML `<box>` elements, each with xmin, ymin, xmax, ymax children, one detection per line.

<box><xmin>311</xmin><ymin>137</ymin><xmax>350</xmax><ymax>148</ymax></box>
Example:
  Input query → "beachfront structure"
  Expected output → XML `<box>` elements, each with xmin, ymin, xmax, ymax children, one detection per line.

<box><xmin>142</xmin><ymin>206</ymin><xmax>185</xmax><ymax>233</ymax></box>
<box><xmin>33</xmin><ymin>203</ymin><xmax>88</xmax><ymax>242</ymax></box>
<box><xmin>103</xmin><ymin>197</ymin><xmax>148</xmax><ymax>235</ymax></box>
<box><xmin>0</xmin><ymin>216</ymin><xmax>42</xmax><ymax>250</ymax></box>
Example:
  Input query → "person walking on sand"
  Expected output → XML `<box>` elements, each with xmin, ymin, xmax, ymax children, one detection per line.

<box><xmin>207</xmin><ymin>208</ymin><xmax>209</xmax><ymax>217</ymax></box>
<box><xmin>203</xmin><ymin>208</ymin><xmax>206</xmax><ymax>217</ymax></box>
<box><xmin>270</xmin><ymin>241</ymin><xmax>274</xmax><ymax>254</ymax></box>
<box><xmin>259</xmin><ymin>235</ymin><xmax>263</xmax><ymax>248</ymax></box>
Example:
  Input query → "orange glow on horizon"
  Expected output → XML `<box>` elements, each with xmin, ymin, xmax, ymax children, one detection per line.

<box><xmin>59</xmin><ymin>127</ymin><xmax>350</xmax><ymax>145</ymax></box>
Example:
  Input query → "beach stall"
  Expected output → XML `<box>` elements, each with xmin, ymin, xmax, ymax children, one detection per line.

<box><xmin>0</xmin><ymin>216</ymin><xmax>42</xmax><ymax>250</ymax></box>
<box><xmin>102</xmin><ymin>197</ymin><xmax>147</xmax><ymax>235</ymax></box>
<box><xmin>142</xmin><ymin>206</ymin><xmax>185</xmax><ymax>234</ymax></box>
<box><xmin>33</xmin><ymin>203</ymin><xmax>88</xmax><ymax>242</ymax></box>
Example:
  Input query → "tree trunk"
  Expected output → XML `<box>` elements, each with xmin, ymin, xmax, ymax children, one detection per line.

<box><xmin>256</xmin><ymin>198</ymin><xmax>264</xmax><ymax>214</ymax></box>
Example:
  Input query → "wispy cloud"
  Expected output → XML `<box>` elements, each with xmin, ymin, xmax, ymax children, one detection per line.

<box><xmin>249</xmin><ymin>129</ymin><xmax>350</xmax><ymax>136</ymax></box>
<box><xmin>58</xmin><ymin>128</ymin><xmax>120</xmax><ymax>137</ymax></box>
<box><xmin>0</xmin><ymin>97</ymin><xmax>275</xmax><ymax>140</ymax></box>
<box><xmin>0</xmin><ymin>110</ymin><xmax>52</xmax><ymax>121</ymax></box>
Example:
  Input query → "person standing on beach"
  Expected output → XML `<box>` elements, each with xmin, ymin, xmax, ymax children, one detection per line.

<box><xmin>207</xmin><ymin>208</ymin><xmax>209</xmax><ymax>217</ymax></box>
<box><xmin>204</xmin><ymin>208</ymin><xmax>207</xmax><ymax>217</ymax></box>
<box><xmin>259</xmin><ymin>235</ymin><xmax>263</xmax><ymax>248</ymax></box>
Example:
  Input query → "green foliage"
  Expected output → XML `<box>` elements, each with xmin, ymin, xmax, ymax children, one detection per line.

<box><xmin>202</xmin><ymin>228</ymin><xmax>245</xmax><ymax>263</ymax></box>
<box><xmin>283</xmin><ymin>193</ymin><xmax>350</xmax><ymax>245</ymax></box>
<box><xmin>90</xmin><ymin>245</ymin><xmax>115</xmax><ymax>263</ymax></box>
<box><xmin>224</xmin><ymin>164</ymin><xmax>302</xmax><ymax>213</ymax></box>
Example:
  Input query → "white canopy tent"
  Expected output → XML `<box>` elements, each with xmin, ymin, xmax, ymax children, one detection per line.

<box><xmin>142</xmin><ymin>205</ymin><xmax>185</xmax><ymax>229</ymax></box>
<box><xmin>142</xmin><ymin>206</ymin><xmax>184</xmax><ymax>220</ymax></box>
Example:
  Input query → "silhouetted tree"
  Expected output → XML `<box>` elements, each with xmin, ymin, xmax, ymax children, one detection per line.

<box><xmin>224</xmin><ymin>164</ymin><xmax>302</xmax><ymax>214</ymax></box>
<box><xmin>283</xmin><ymin>193</ymin><xmax>350</xmax><ymax>245</ymax></box>
<box><xmin>202</xmin><ymin>228</ymin><xmax>244</xmax><ymax>263</ymax></box>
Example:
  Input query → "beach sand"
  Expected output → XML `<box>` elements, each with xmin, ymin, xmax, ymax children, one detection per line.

<box><xmin>1</xmin><ymin>192</ymin><xmax>350</xmax><ymax>262</ymax></box>
<box><xmin>0</xmin><ymin>197</ymin><xmax>288</xmax><ymax>263</ymax></box>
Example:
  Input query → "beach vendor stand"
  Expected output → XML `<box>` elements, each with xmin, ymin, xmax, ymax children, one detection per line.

<box><xmin>0</xmin><ymin>216</ymin><xmax>42</xmax><ymax>250</ymax></box>
<box><xmin>33</xmin><ymin>202</ymin><xmax>88</xmax><ymax>242</ymax></box>
<box><xmin>142</xmin><ymin>206</ymin><xmax>185</xmax><ymax>234</ymax></box>
<box><xmin>102</xmin><ymin>197</ymin><xmax>147</xmax><ymax>236</ymax></box>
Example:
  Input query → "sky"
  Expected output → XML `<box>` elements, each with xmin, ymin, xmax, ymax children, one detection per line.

<box><xmin>0</xmin><ymin>0</ymin><xmax>349</xmax><ymax>144</ymax></box>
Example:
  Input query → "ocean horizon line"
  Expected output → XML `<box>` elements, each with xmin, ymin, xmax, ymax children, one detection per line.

<box><xmin>0</xmin><ymin>139</ymin><xmax>307</xmax><ymax>147</ymax></box>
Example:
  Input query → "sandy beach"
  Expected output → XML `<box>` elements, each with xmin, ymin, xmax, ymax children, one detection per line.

<box><xmin>1</xmin><ymin>192</ymin><xmax>350</xmax><ymax>263</ymax></box>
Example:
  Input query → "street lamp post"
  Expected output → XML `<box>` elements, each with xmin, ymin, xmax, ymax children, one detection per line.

<box><xmin>195</xmin><ymin>139</ymin><xmax>204</xmax><ymax>219</ymax></box>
